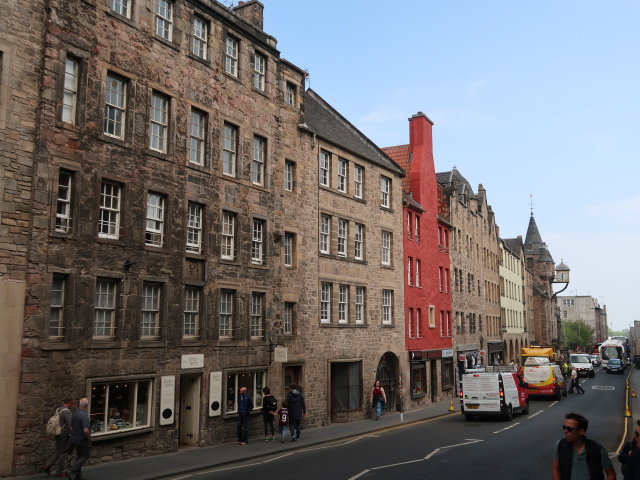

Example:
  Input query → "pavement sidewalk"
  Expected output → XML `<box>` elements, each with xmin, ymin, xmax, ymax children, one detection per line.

<box><xmin>10</xmin><ymin>398</ymin><xmax>457</xmax><ymax>480</ymax></box>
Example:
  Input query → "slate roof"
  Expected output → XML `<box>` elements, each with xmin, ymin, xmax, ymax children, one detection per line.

<box><xmin>502</xmin><ymin>237</ymin><xmax>522</xmax><ymax>257</ymax></box>
<box><xmin>524</xmin><ymin>214</ymin><xmax>554</xmax><ymax>263</ymax></box>
<box><xmin>436</xmin><ymin>168</ymin><xmax>478</xmax><ymax>200</ymax></box>
<box><xmin>302</xmin><ymin>89</ymin><xmax>405</xmax><ymax>176</ymax></box>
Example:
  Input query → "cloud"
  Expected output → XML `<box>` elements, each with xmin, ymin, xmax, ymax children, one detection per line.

<box><xmin>587</xmin><ymin>196</ymin><xmax>640</xmax><ymax>216</ymax></box>
<box><xmin>466</xmin><ymin>79</ymin><xmax>488</xmax><ymax>98</ymax></box>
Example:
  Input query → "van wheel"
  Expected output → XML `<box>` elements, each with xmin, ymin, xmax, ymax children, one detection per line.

<box><xmin>464</xmin><ymin>414</ymin><xmax>473</xmax><ymax>421</ymax></box>
<box><xmin>555</xmin><ymin>387</ymin><xmax>562</xmax><ymax>401</ymax></box>
<box><xmin>589</xmin><ymin>371</ymin><xmax>595</xmax><ymax>378</ymax></box>
<box><xmin>563</xmin><ymin>386</ymin><xmax>568</xmax><ymax>397</ymax></box>
<box><xmin>521</xmin><ymin>400</ymin><xmax>529</xmax><ymax>415</ymax></box>
<box><xmin>503</xmin><ymin>405</ymin><xmax>513</xmax><ymax>421</ymax></box>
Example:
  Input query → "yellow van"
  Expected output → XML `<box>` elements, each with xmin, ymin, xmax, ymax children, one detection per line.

<box><xmin>522</xmin><ymin>357</ymin><xmax>567</xmax><ymax>400</ymax></box>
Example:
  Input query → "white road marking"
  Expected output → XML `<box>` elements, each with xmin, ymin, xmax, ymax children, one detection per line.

<box><xmin>347</xmin><ymin>469</ymin><xmax>371</xmax><ymax>480</ymax></box>
<box><xmin>529</xmin><ymin>411</ymin><xmax>544</xmax><ymax>419</ymax></box>
<box><xmin>493</xmin><ymin>422</ymin><xmax>520</xmax><ymax>434</ymax></box>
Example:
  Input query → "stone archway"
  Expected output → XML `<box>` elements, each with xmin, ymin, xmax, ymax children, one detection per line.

<box><xmin>376</xmin><ymin>352</ymin><xmax>399</xmax><ymax>413</ymax></box>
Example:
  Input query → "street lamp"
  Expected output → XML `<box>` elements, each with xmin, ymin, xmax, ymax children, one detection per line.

<box><xmin>552</xmin><ymin>260</ymin><xmax>570</xmax><ymax>351</ymax></box>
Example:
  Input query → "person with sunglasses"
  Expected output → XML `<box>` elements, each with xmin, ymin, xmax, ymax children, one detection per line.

<box><xmin>552</xmin><ymin>412</ymin><xmax>616</xmax><ymax>480</ymax></box>
<box><xmin>620</xmin><ymin>421</ymin><xmax>640</xmax><ymax>479</ymax></box>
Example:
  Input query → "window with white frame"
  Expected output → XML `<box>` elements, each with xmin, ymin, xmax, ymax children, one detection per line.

<box><xmin>149</xmin><ymin>92</ymin><xmax>168</xmax><ymax>153</ymax></box>
<box><xmin>141</xmin><ymin>283</ymin><xmax>161</xmax><ymax>339</ymax></box>
<box><xmin>49</xmin><ymin>274</ymin><xmax>66</xmax><ymax>340</ymax></box>
<box><xmin>285</xmin><ymin>82</ymin><xmax>296</xmax><ymax>106</ymax></box>
<box><xmin>320</xmin><ymin>282</ymin><xmax>331</xmax><ymax>323</ymax></box>
<box><xmin>98</xmin><ymin>181</ymin><xmax>121</xmax><ymax>239</ymax></box>
<box><xmin>221</xmin><ymin>211</ymin><xmax>235</xmax><ymax>260</ymax></box>
<box><xmin>354</xmin><ymin>165</ymin><xmax>363</xmax><ymax>199</ymax></box>
<box><xmin>406</xmin><ymin>212</ymin><xmax>412</xmax><ymax>239</ymax></box>
<box><xmin>440</xmin><ymin>310</ymin><xmax>444</xmax><ymax>337</ymax></box>
<box><xmin>320</xmin><ymin>214</ymin><xmax>330</xmax><ymax>254</ymax></box>
<box><xmin>407</xmin><ymin>256</ymin><xmax>412</xmax><ymax>286</ymax></box>
<box><xmin>253</xmin><ymin>53</ymin><xmax>266</xmax><ymax>91</ymax></box>
<box><xmin>339</xmin><ymin>285</ymin><xmax>349</xmax><ymax>324</ymax></box>
<box><xmin>319</xmin><ymin>150</ymin><xmax>330</xmax><ymax>187</ymax></box>
<box><xmin>104</xmin><ymin>72</ymin><xmax>126</xmax><ymax>139</ymax></box>
<box><xmin>145</xmin><ymin>193</ymin><xmax>165</xmax><ymax>247</ymax></box>
<box><xmin>252</xmin><ymin>136</ymin><xmax>265</xmax><ymax>186</ymax></box>
<box><xmin>250</xmin><ymin>292</ymin><xmax>264</xmax><ymax>338</ymax></box>
<box><xmin>251</xmin><ymin>219</ymin><xmax>264</xmax><ymax>264</ymax></box>
<box><xmin>94</xmin><ymin>278</ymin><xmax>117</xmax><ymax>338</ymax></box>
<box><xmin>416</xmin><ymin>259</ymin><xmax>421</xmax><ymax>287</ymax></box>
<box><xmin>408</xmin><ymin>308</ymin><xmax>413</xmax><ymax>338</ymax></box>
<box><xmin>438</xmin><ymin>267</ymin><xmax>443</xmax><ymax>292</ymax></box>
<box><xmin>189</xmin><ymin>108</ymin><xmax>205</xmax><ymax>166</ymax></box>
<box><xmin>62</xmin><ymin>56</ymin><xmax>78</xmax><ymax>124</ymax></box>
<box><xmin>225</xmin><ymin>371</ymin><xmax>264</xmax><ymax>414</ymax></box>
<box><xmin>55</xmin><ymin>170</ymin><xmax>73</xmax><ymax>233</ymax></box>
<box><xmin>155</xmin><ymin>0</ymin><xmax>173</xmax><ymax>41</ymax></box>
<box><xmin>192</xmin><ymin>16</ymin><xmax>207</xmax><ymax>59</ymax></box>
<box><xmin>355</xmin><ymin>286</ymin><xmax>365</xmax><ymax>324</ymax></box>
<box><xmin>284</xmin><ymin>160</ymin><xmax>294</xmax><ymax>191</ymax></box>
<box><xmin>416</xmin><ymin>308</ymin><xmax>422</xmax><ymax>337</ymax></box>
<box><xmin>338</xmin><ymin>219</ymin><xmax>347</xmax><ymax>257</ymax></box>
<box><xmin>89</xmin><ymin>378</ymin><xmax>152</xmax><ymax>435</ymax></box>
<box><xmin>380</xmin><ymin>176</ymin><xmax>391</xmax><ymax>208</ymax></box>
<box><xmin>284</xmin><ymin>232</ymin><xmax>294</xmax><ymax>267</ymax></box>
<box><xmin>429</xmin><ymin>305</ymin><xmax>435</xmax><ymax>328</ymax></box>
<box><xmin>219</xmin><ymin>289</ymin><xmax>234</xmax><ymax>338</ymax></box>
<box><xmin>222</xmin><ymin>123</ymin><xmax>237</xmax><ymax>177</ymax></box>
<box><xmin>562</xmin><ymin>298</ymin><xmax>575</xmax><ymax>307</ymax></box>
<box><xmin>354</xmin><ymin>223</ymin><xmax>364</xmax><ymax>261</ymax></box>
<box><xmin>382</xmin><ymin>289</ymin><xmax>393</xmax><ymax>325</ymax></box>
<box><xmin>225</xmin><ymin>36</ymin><xmax>238</xmax><ymax>77</ymax></box>
<box><xmin>110</xmin><ymin>0</ymin><xmax>130</xmax><ymax>17</ymax></box>
<box><xmin>183</xmin><ymin>286</ymin><xmax>200</xmax><ymax>338</ymax></box>
<box><xmin>186</xmin><ymin>202</ymin><xmax>203</xmax><ymax>254</ymax></box>
<box><xmin>284</xmin><ymin>302</ymin><xmax>294</xmax><ymax>334</ymax></box>
<box><xmin>381</xmin><ymin>231</ymin><xmax>391</xmax><ymax>266</ymax></box>
<box><xmin>338</xmin><ymin>158</ymin><xmax>347</xmax><ymax>193</ymax></box>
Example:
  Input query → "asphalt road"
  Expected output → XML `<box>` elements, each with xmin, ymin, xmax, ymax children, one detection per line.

<box><xmin>168</xmin><ymin>366</ymin><xmax>627</xmax><ymax>480</ymax></box>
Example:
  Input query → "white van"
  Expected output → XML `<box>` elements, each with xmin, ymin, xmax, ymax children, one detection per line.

<box><xmin>570</xmin><ymin>353</ymin><xmax>595</xmax><ymax>378</ymax></box>
<box><xmin>460</xmin><ymin>368</ymin><xmax>529</xmax><ymax>421</ymax></box>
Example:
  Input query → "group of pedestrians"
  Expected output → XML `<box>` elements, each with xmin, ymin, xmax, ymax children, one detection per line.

<box><xmin>236</xmin><ymin>383</ymin><xmax>306</xmax><ymax>445</ymax></box>
<box><xmin>44</xmin><ymin>396</ymin><xmax>91</xmax><ymax>480</ymax></box>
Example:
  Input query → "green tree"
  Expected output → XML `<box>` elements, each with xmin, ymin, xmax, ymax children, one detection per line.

<box><xmin>608</xmin><ymin>328</ymin><xmax>630</xmax><ymax>338</ymax></box>
<box><xmin>562</xmin><ymin>320</ymin><xmax>593</xmax><ymax>350</ymax></box>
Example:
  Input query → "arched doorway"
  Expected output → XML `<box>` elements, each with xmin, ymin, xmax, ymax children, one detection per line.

<box><xmin>376</xmin><ymin>352</ymin><xmax>399</xmax><ymax>414</ymax></box>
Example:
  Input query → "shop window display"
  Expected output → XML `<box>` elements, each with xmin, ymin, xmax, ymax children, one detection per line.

<box><xmin>90</xmin><ymin>379</ymin><xmax>152</xmax><ymax>435</ymax></box>
<box><xmin>225</xmin><ymin>371</ymin><xmax>265</xmax><ymax>414</ymax></box>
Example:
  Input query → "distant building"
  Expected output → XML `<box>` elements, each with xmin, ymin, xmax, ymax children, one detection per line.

<box><xmin>500</xmin><ymin>237</ymin><xmax>531</xmax><ymax>362</ymax></box>
<box><xmin>556</xmin><ymin>295</ymin><xmax>607</xmax><ymax>346</ymax></box>
<box><xmin>382</xmin><ymin>112</ymin><xmax>454</xmax><ymax>408</ymax></box>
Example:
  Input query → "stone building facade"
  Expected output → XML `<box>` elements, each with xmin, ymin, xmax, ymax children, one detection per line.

<box><xmin>556</xmin><ymin>295</ymin><xmax>608</xmax><ymax>346</ymax></box>
<box><xmin>382</xmin><ymin>113</ymin><xmax>454</xmax><ymax>409</ymax></box>
<box><xmin>4</xmin><ymin>0</ymin><xmax>410</xmax><ymax>475</ymax></box>
<box><xmin>523</xmin><ymin>214</ymin><xmax>558</xmax><ymax>346</ymax></box>
<box><xmin>436</xmin><ymin>169</ymin><xmax>501</xmax><ymax>370</ymax></box>
<box><xmin>0</xmin><ymin>0</ymin><xmax>44</xmax><ymax>474</ymax></box>
<box><xmin>500</xmin><ymin>237</ymin><xmax>530</xmax><ymax>363</ymax></box>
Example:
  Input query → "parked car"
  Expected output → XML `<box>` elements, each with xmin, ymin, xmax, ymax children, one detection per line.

<box><xmin>590</xmin><ymin>355</ymin><xmax>601</xmax><ymax>367</ymax></box>
<box><xmin>607</xmin><ymin>358</ymin><xmax>625</xmax><ymax>374</ymax></box>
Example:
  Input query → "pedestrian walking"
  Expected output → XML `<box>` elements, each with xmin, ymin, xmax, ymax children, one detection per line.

<box><xmin>261</xmin><ymin>386</ymin><xmax>277</xmax><ymax>442</ymax></box>
<box><xmin>235</xmin><ymin>387</ymin><xmax>254</xmax><ymax>445</ymax></box>
<box><xmin>620</xmin><ymin>419</ymin><xmax>640</xmax><ymax>477</ymax></box>
<box><xmin>286</xmin><ymin>383</ymin><xmax>306</xmax><ymax>442</ymax></box>
<box><xmin>277</xmin><ymin>400</ymin><xmax>289</xmax><ymax>443</ymax></box>
<box><xmin>552</xmin><ymin>412</ymin><xmax>615</xmax><ymax>480</ymax></box>
<box><xmin>67</xmin><ymin>397</ymin><xmax>91</xmax><ymax>480</ymax></box>
<box><xmin>569</xmin><ymin>366</ymin><xmax>585</xmax><ymax>394</ymax></box>
<box><xmin>44</xmin><ymin>395</ymin><xmax>74</xmax><ymax>476</ymax></box>
<box><xmin>370</xmin><ymin>380</ymin><xmax>386</xmax><ymax>420</ymax></box>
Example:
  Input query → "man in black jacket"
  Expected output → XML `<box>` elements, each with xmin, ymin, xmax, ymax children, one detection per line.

<box><xmin>552</xmin><ymin>412</ymin><xmax>615</xmax><ymax>480</ymax></box>
<box><xmin>286</xmin><ymin>384</ymin><xmax>306</xmax><ymax>442</ymax></box>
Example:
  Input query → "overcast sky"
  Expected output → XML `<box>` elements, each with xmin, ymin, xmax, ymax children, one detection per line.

<box><xmin>258</xmin><ymin>0</ymin><xmax>639</xmax><ymax>332</ymax></box>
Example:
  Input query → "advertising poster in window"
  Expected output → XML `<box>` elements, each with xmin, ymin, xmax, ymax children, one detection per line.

<box><xmin>209</xmin><ymin>371</ymin><xmax>222</xmax><ymax>417</ymax></box>
<box><xmin>160</xmin><ymin>375</ymin><xmax>175</xmax><ymax>425</ymax></box>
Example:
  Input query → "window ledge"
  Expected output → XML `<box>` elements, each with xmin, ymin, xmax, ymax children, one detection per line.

<box><xmin>176</xmin><ymin>338</ymin><xmax>206</xmax><ymax>347</ymax></box>
<box><xmin>41</xmin><ymin>342</ymin><xmax>73</xmax><ymax>351</ymax></box>
<box><xmin>132</xmin><ymin>340</ymin><xmax>167</xmax><ymax>348</ymax></box>
<box><xmin>92</xmin><ymin>426</ymin><xmax>153</xmax><ymax>442</ymax></box>
<box><xmin>319</xmin><ymin>323</ymin><xmax>368</xmax><ymax>328</ymax></box>
<box><xmin>187</xmin><ymin>52</ymin><xmax>211</xmax><ymax>68</ymax></box>
<box><xmin>85</xmin><ymin>340</ymin><xmax>129</xmax><ymax>349</ymax></box>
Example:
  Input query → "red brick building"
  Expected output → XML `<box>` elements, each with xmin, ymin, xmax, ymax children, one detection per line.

<box><xmin>382</xmin><ymin>113</ymin><xmax>454</xmax><ymax>407</ymax></box>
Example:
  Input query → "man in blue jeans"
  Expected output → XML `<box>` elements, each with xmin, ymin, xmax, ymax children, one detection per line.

<box><xmin>236</xmin><ymin>387</ymin><xmax>254</xmax><ymax>445</ymax></box>
<box><xmin>67</xmin><ymin>397</ymin><xmax>91</xmax><ymax>480</ymax></box>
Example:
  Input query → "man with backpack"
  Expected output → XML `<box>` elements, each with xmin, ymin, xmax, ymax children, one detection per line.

<box><xmin>261</xmin><ymin>386</ymin><xmax>277</xmax><ymax>441</ymax></box>
<box><xmin>67</xmin><ymin>397</ymin><xmax>91</xmax><ymax>480</ymax></box>
<box><xmin>44</xmin><ymin>395</ymin><xmax>74</xmax><ymax>476</ymax></box>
